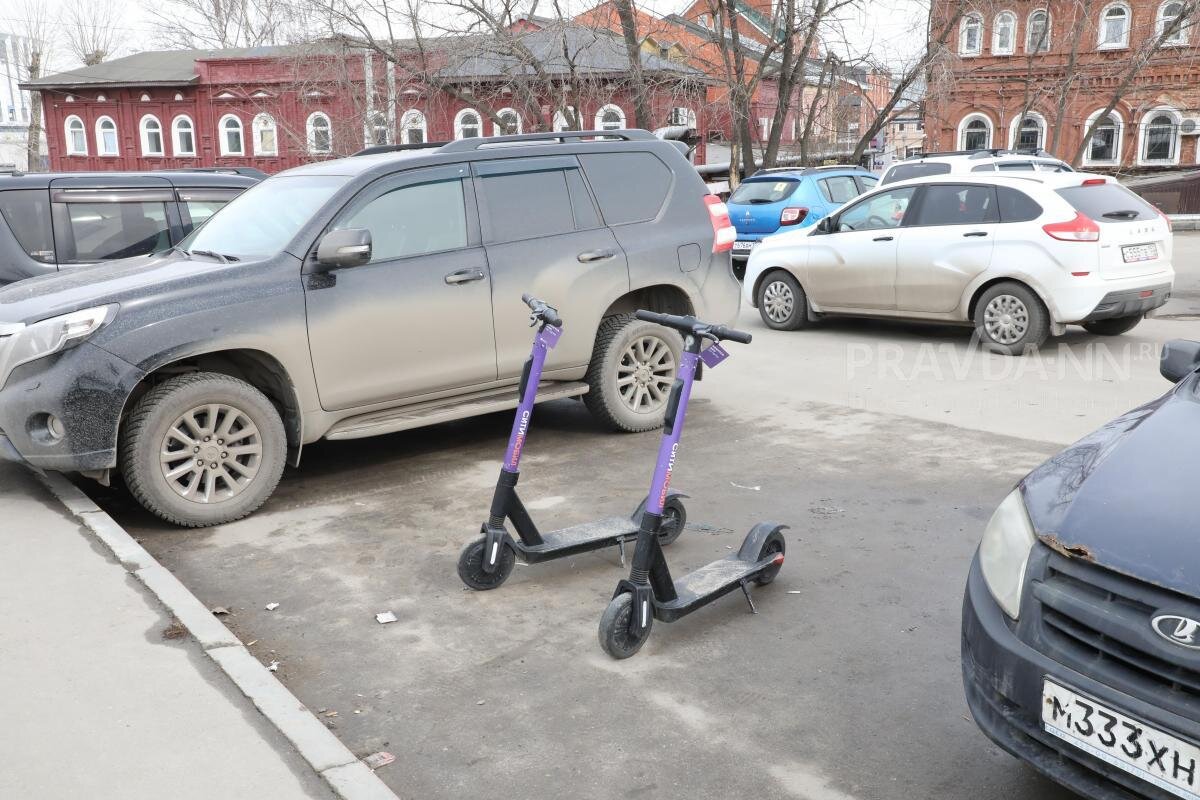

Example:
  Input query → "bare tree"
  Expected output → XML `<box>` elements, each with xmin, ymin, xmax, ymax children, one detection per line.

<box><xmin>17</xmin><ymin>0</ymin><xmax>52</xmax><ymax>171</ymax></box>
<box><xmin>612</xmin><ymin>0</ymin><xmax>651</xmax><ymax>129</ymax></box>
<box><xmin>62</xmin><ymin>0</ymin><xmax>121</xmax><ymax>66</ymax></box>
<box><xmin>145</xmin><ymin>0</ymin><xmax>297</xmax><ymax>48</ymax></box>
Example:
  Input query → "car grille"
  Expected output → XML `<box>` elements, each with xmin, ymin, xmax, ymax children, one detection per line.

<box><xmin>1032</xmin><ymin>551</ymin><xmax>1200</xmax><ymax>716</ymax></box>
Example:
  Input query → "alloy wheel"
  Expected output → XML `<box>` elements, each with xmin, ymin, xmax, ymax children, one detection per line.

<box><xmin>159</xmin><ymin>403</ymin><xmax>263</xmax><ymax>503</ymax></box>
<box><xmin>616</xmin><ymin>335</ymin><xmax>676</xmax><ymax>413</ymax></box>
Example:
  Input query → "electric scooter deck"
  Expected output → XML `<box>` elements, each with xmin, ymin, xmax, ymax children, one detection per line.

<box><xmin>656</xmin><ymin>551</ymin><xmax>781</xmax><ymax>621</ymax></box>
<box><xmin>516</xmin><ymin>516</ymin><xmax>639</xmax><ymax>561</ymax></box>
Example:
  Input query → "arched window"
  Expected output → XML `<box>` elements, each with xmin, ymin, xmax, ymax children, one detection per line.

<box><xmin>960</xmin><ymin>14</ymin><xmax>983</xmax><ymax>55</ymax></box>
<box><xmin>1158</xmin><ymin>1</ymin><xmax>1189</xmax><ymax>44</ymax></box>
<box><xmin>218</xmin><ymin>114</ymin><xmax>244</xmax><ymax>156</ymax></box>
<box><xmin>401</xmin><ymin>109</ymin><xmax>426</xmax><ymax>144</ymax></box>
<box><xmin>454</xmin><ymin>108</ymin><xmax>481</xmax><ymax>139</ymax></box>
<box><xmin>172</xmin><ymin>115</ymin><xmax>195</xmax><ymax>156</ymax></box>
<box><xmin>1010</xmin><ymin>114</ymin><xmax>1046</xmax><ymax>150</ymax></box>
<box><xmin>1141</xmin><ymin>109</ymin><xmax>1180</xmax><ymax>164</ymax></box>
<box><xmin>370</xmin><ymin>113</ymin><xmax>389</xmax><ymax>146</ymax></box>
<box><xmin>140</xmin><ymin>115</ymin><xmax>164</xmax><ymax>156</ymax></box>
<box><xmin>553</xmin><ymin>106</ymin><xmax>580</xmax><ymax>131</ymax></box>
<box><xmin>493</xmin><ymin>108</ymin><xmax>522</xmax><ymax>136</ymax></box>
<box><xmin>993</xmin><ymin>12</ymin><xmax>1016</xmax><ymax>55</ymax></box>
<box><xmin>1027</xmin><ymin>10</ymin><xmax>1051</xmax><ymax>52</ymax></box>
<box><xmin>65</xmin><ymin>115</ymin><xmax>87</xmax><ymax>155</ymax></box>
<box><xmin>668</xmin><ymin>107</ymin><xmax>697</xmax><ymax>127</ymax></box>
<box><xmin>95</xmin><ymin>116</ymin><xmax>118</xmax><ymax>156</ymax></box>
<box><xmin>595</xmin><ymin>104</ymin><xmax>626</xmax><ymax>130</ymax></box>
<box><xmin>958</xmin><ymin>115</ymin><xmax>992</xmax><ymax>150</ymax></box>
<box><xmin>1083</xmin><ymin>110</ymin><xmax>1123</xmax><ymax>165</ymax></box>
<box><xmin>252</xmin><ymin>113</ymin><xmax>277</xmax><ymax>156</ymax></box>
<box><xmin>1099</xmin><ymin>3</ymin><xmax>1130</xmax><ymax>47</ymax></box>
<box><xmin>307</xmin><ymin>112</ymin><xmax>332</xmax><ymax>153</ymax></box>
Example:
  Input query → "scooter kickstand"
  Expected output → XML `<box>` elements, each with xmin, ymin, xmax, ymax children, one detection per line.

<box><xmin>617</xmin><ymin>537</ymin><xmax>627</xmax><ymax>568</ymax></box>
<box><xmin>740</xmin><ymin>579</ymin><xmax>757</xmax><ymax>614</ymax></box>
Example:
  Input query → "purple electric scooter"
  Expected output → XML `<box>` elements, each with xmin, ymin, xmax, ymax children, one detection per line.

<box><xmin>598</xmin><ymin>310</ymin><xmax>787</xmax><ymax>659</ymax></box>
<box><xmin>456</xmin><ymin>295</ymin><xmax>687</xmax><ymax>591</ymax></box>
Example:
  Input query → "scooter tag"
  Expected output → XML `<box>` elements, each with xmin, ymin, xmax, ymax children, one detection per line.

<box><xmin>700</xmin><ymin>342</ymin><xmax>729</xmax><ymax>368</ymax></box>
<box><xmin>539</xmin><ymin>325</ymin><xmax>563</xmax><ymax>349</ymax></box>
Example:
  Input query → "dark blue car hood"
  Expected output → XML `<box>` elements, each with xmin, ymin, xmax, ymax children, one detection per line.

<box><xmin>1021</xmin><ymin>375</ymin><xmax>1200</xmax><ymax>598</ymax></box>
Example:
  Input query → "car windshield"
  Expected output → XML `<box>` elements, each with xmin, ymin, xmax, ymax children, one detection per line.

<box><xmin>880</xmin><ymin>162</ymin><xmax>951</xmax><ymax>185</ymax></box>
<box><xmin>179</xmin><ymin>174</ymin><xmax>349</xmax><ymax>260</ymax></box>
<box><xmin>729</xmin><ymin>179</ymin><xmax>799</xmax><ymax>204</ymax></box>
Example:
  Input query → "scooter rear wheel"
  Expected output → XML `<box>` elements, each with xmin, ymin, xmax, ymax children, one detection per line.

<box><xmin>599</xmin><ymin>593</ymin><xmax>652</xmax><ymax>659</ymax></box>
<box><xmin>657</xmin><ymin>497</ymin><xmax>688</xmax><ymax>546</ymax></box>
<box><xmin>754</xmin><ymin>530</ymin><xmax>786</xmax><ymax>586</ymax></box>
<box><xmin>457</xmin><ymin>537</ymin><xmax>516</xmax><ymax>590</ymax></box>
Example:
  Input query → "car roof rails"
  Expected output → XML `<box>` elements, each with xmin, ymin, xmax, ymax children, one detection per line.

<box><xmin>437</xmin><ymin>129</ymin><xmax>658</xmax><ymax>153</ymax></box>
<box><xmin>750</xmin><ymin>164</ymin><xmax>862</xmax><ymax>177</ymax></box>
<box><xmin>351</xmin><ymin>141</ymin><xmax>448</xmax><ymax>156</ymax></box>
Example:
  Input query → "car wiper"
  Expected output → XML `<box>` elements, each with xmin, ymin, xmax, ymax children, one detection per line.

<box><xmin>1102</xmin><ymin>210</ymin><xmax>1140</xmax><ymax>219</ymax></box>
<box><xmin>187</xmin><ymin>249</ymin><xmax>239</xmax><ymax>263</ymax></box>
<box><xmin>746</xmin><ymin>199</ymin><xmax>774</xmax><ymax>205</ymax></box>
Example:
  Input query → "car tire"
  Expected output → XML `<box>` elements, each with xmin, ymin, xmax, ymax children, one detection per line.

<box><xmin>756</xmin><ymin>270</ymin><xmax>808</xmax><ymax>331</ymax></box>
<box><xmin>584</xmin><ymin>313</ymin><xmax>683</xmax><ymax>433</ymax></box>
<box><xmin>1082</xmin><ymin>315</ymin><xmax>1142</xmax><ymax>336</ymax></box>
<box><xmin>119</xmin><ymin>372</ymin><xmax>287</xmax><ymax>527</ymax></box>
<box><xmin>973</xmin><ymin>282</ymin><xmax>1050</xmax><ymax>355</ymax></box>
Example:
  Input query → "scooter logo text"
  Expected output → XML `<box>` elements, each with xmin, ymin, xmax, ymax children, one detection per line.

<box><xmin>509</xmin><ymin>410</ymin><xmax>531</xmax><ymax>468</ymax></box>
<box><xmin>658</xmin><ymin>442</ymin><xmax>679</xmax><ymax>507</ymax></box>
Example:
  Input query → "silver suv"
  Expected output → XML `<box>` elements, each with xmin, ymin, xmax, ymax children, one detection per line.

<box><xmin>0</xmin><ymin>130</ymin><xmax>739</xmax><ymax>526</ymax></box>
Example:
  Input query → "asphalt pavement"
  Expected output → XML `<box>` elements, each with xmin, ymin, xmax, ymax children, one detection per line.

<box><xmin>77</xmin><ymin>233</ymin><xmax>1200</xmax><ymax>799</ymax></box>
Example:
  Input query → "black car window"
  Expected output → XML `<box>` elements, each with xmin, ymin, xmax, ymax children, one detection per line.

<box><xmin>857</xmin><ymin>174</ymin><xmax>879</xmax><ymax>192</ymax></box>
<box><xmin>578</xmin><ymin>152</ymin><xmax>671</xmax><ymax>224</ymax></box>
<box><xmin>911</xmin><ymin>184</ymin><xmax>999</xmax><ymax>226</ymax></box>
<box><xmin>477</xmin><ymin>168</ymin><xmax>576</xmax><ymax>242</ymax></box>
<box><xmin>819</xmin><ymin>176</ymin><xmax>859</xmax><ymax>204</ymax></box>
<box><xmin>997</xmin><ymin>186</ymin><xmax>1043</xmax><ymax>222</ymax></box>
<box><xmin>1056</xmin><ymin>182</ymin><xmax>1159</xmax><ymax>224</ymax></box>
<box><xmin>337</xmin><ymin>178</ymin><xmax>468</xmax><ymax>261</ymax></box>
<box><xmin>836</xmin><ymin>187</ymin><xmax>916</xmax><ymax>231</ymax></box>
<box><xmin>971</xmin><ymin>164</ymin><xmax>997</xmax><ymax>172</ymax></box>
<box><xmin>729</xmin><ymin>178</ymin><xmax>799</xmax><ymax>204</ymax></box>
<box><xmin>181</xmin><ymin>200</ymin><xmax>227</xmax><ymax>234</ymax></box>
<box><xmin>0</xmin><ymin>189</ymin><xmax>54</xmax><ymax>262</ymax></box>
<box><xmin>880</xmin><ymin>162</ymin><xmax>951</xmax><ymax>184</ymax></box>
<box><xmin>996</xmin><ymin>161</ymin><xmax>1035</xmax><ymax>171</ymax></box>
<box><xmin>60</xmin><ymin>201</ymin><xmax>171</xmax><ymax>262</ymax></box>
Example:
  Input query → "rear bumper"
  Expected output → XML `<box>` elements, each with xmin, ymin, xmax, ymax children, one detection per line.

<box><xmin>1082</xmin><ymin>284</ymin><xmax>1172</xmax><ymax>322</ymax></box>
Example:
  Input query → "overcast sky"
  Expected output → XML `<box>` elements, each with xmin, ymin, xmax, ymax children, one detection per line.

<box><xmin>4</xmin><ymin>0</ymin><xmax>929</xmax><ymax>74</ymax></box>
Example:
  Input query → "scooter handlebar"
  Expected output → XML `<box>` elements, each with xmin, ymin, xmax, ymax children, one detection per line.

<box><xmin>634</xmin><ymin>310</ymin><xmax>752</xmax><ymax>345</ymax></box>
<box><xmin>521</xmin><ymin>294</ymin><xmax>562</xmax><ymax>328</ymax></box>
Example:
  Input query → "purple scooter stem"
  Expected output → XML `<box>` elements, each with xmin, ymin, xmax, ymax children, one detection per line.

<box><xmin>501</xmin><ymin>323</ymin><xmax>561</xmax><ymax>474</ymax></box>
<box><xmin>644</xmin><ymin>349</ymin><xmax>699</xmax><ymax>516</ymax></box>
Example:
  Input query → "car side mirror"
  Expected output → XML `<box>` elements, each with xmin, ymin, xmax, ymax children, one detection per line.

<box><xmin>316</xmin><ymin>228</ymin><xmax>372</xmax><ymax>269</ymax></box>
<box><xmin>1160</xmin><ymin>339</ymin><xmax>1200</xmax><ymax>383</ymax></box>
<box><xmin>816</xmin><ymin>216</ymin><xmax>834</xmax><ymax>234</ymax></box>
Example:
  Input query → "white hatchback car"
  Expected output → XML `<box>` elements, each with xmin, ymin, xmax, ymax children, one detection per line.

<box><xmin>742</xmin><ymin>172</ymin><xmax>1174</xmax><ymax>354</ymax></box>
<box><xmin>879</xmin><ymin>149</ymin><xmax>1073</xmax><ymax>186</ymax></box>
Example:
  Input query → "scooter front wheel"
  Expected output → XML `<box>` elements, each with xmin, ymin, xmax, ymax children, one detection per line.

<box><xmin>599</xmin><ymin>592</ymin><xmax>652</xmax><ymax>659</ymax></box>
<box><xmin>754</xmin><ymin>530</ymin><xmax>786</xmax><ymax>586</ymax></box>
<box><xmin>657</xmin><ymin>497</ymin><xmax>688</xmax><ymax>546</ymax></box>
<box><xmin>457</xmin><ymin>537</ymin><xmax>516</xmax><ymax>590</ymax></box>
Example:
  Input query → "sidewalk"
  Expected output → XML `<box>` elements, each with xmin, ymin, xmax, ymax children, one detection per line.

<box><xmin>0</xmin><ymin>462</ymin><xmax>335</xmax><ymax>800</ymax></box>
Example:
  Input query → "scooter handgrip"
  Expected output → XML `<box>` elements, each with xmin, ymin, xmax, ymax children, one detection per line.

<box><xmin>542</xmin><ymin>308</ymin><xmax>563</xmax><ymax>328</ymax></box>
<box><xmin>635</xmin><ymin>310</ymin><xmax>675</xmax><ymax>326</ymax></box>
<box><xmin>521</xmin><ymin>293</ymin><xmax>538</xmax><ymax>309</ymax></box>
<box><xmin>712</xmin><ymin>325</ymin><xmax>752</xmax><ymax>344</ymax></box>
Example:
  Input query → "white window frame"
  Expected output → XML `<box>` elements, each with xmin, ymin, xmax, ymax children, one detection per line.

<box><xmin>95</xmin><ymin>115</ymin><xmax>119</xmax><ymax>156</ymax></box>
<box><xmin>306</xmin><ymin>111</ymin><xmax>332</xmax><ymax>154</ymax></box>
<box><xmin>993</xmin><ymin>11</ymin><xmax>1016</xmax><ymax>55</ymax></box>
<box><xmin>553</xmin><ymin>106</ymin><xmax>580</xmax><ymax>132</ymax></box>
<box><xmin>400</xmin><ymin>109</ymin><xmax>427</xmax><ymax>144</ymax></box>
<box><xmin>218</xmin><ymin>114</ymin><xmax>244</xmax><ymax>157</ymax></box>
<box><xmin>252</xmin><ymin>112</ymin><xmax>278</xmax><ymax>156</ymax></box>
<box><xmin>1008</xmin><ymin>111</ymin><xmax>1048</xmax><ymax>150</ymax></box>
<box><xmin>1026</xmin><ymin>9</ymin><xmax>1051</xmax><ymax>52</ymax></box>
<box><xmin>1157</xmin><ymin>0</ymin><xmax>1190</xmax><ymax>45</ymax></box>
<box><xmin>139</xmin><ymin>114</ymin><xmax>164</xmax><ymax>157</ymax></box>
<box><xmin>453</xmin><ymin>108</ymin><xmax>481</xmax><ymax>140</ymax></box>
<box><xmin>957</xmin><ymin>113</ymin><xmax>993</xmax><ymax>150</ymax></box>
<box><xmin>65</xmin><ymin>115</ymin><xmax>87</xmax><ymax>155</ymax></box>
<box><xmin>1138</xmin><ymin>106</ymin><xmax>1181</xmax><ymax>166</ymax></box>
<box><xmin>1081</xmin><ymin>109</ymin><xmax>1124</xmax><ymax>167</ymax></box>
<box><xmin>1098</xmin><ymin>3</ymin><xmax>1131</xmax><ymax>49</ymax></box>
<box><xmin>594</xmin><ymin>103</ymin><xmax>626</xmax><ymax>131</ymax></box>
<box><xmin>369</xmin><ymin>112</ymin><xmax>389</xmax><ymax>146</ymax></box>
<box><xmin>493</xmin><ymin>107</ymin><xmax>522</xmax><ymax>136</ymax></box>
<box><xmin>172</xmin><ymin>115</ymin><xmax>196</xmax><ymax>157</ymax></box>
<box><xmin>960</xmin><ymin>14</ymin><xmax>984</xmax><ymax>56</ymax></box>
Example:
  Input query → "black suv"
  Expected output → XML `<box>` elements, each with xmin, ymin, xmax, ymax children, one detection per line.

<box><xmin>0</xmin><ymin>130</ymin><xmax>739</xmax><ymax>527</ymax></box>
<box><xmin>0</xmin><ymin>171</ymin><xmax>258</xmax><ymax>285</ymax></box>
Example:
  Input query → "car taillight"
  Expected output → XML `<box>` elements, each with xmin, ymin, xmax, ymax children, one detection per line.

<box><xmin>704</xmin><ymin>194</ymin><xmax>736</xmax><ymax>253</ymax></box>
<box><xmin>1081</xmin><ymin>178</ymin><xmax>1107</xmax><ymax>186</ymax></box>
<box><xmin>1043</xmin><ymin>211</ymin><xmax>1100</xmax><ymax>242</ymax></box>
<box><xmin>780</xmin><ymin>207</ymin><xmax>808</xmax><ymax>226</ymax></box>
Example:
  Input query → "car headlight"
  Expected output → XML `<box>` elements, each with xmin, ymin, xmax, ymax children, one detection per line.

<box><xmin>979</xmin><ymin>488</ymin><xmax>1037</xmax><ymax>620</ymax></box>
<box><xmin>0</xmin><ymin>305</ymin><xmax>114</xmax><ymax>390</ymax></box>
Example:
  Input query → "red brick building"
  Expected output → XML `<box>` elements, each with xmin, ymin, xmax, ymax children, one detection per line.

<box><xmin>23</xmin><ymin>28</ymin><xmax>709</xmax><ymax>174</ymax></box>
<box><xmin>926</xmin><ymin>0</ymin><xmax>1200</xmax><ymax>170</ymax></box>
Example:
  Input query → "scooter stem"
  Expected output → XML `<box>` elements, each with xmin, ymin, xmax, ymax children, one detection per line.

<box><xmin>644</xmin><ymin>341</ymin><xmax>700</xmax><ymax>516</ymax></box>
<box><xmin>502</xmin><ymin>322</ymin><xmax>562</xmax><ymax>474</ymax></box>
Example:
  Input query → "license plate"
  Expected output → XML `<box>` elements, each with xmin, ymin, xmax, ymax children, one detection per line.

<box><xmin>1122</xmin><ymin>243</ymin><xmax>1159</xmax><ymax>263</ymax></box>
<box><xmin>732</xmin><ymin>241</ymin><xmax>756</xmax><ymax>252</ymax></box>
<box><xmin>1043</xmin><ymin>679</ymin><xmax>1200</xmax><ymax>800</ymax></box>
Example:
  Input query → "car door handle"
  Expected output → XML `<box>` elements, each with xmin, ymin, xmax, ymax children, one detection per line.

<box><xmin>963</xmin><ymin>231</ymin><xmax>988</xmax><ymax>238</ymax></box>
<box><xmin>444</xmin><ymin>269</ymin><xmax>485</xmax><ymax>285</ymax></box>
<box><xmin>873</xmin><ymin>235</ymin><xmax>894</xmax><ymax>242</ymax></box>
<box><xmin>577</xmin><ymin>249</ymin><xmax>615</xmax><ymax>263</ymax></box>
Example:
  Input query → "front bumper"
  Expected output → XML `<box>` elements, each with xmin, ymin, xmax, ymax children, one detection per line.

<box><xmin>962</xmin><ymin>550</ymin><xmax>1195</xmax><ymax>800</ymax></box>
<box><xmin>1083</xmin><ymin>284</ymin><xmax>1172</xmax><ymax>322</ymax></box>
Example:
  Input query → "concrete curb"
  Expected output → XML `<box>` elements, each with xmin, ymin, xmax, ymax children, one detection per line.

<box><xmin>35</xmin><ymin>469</ymin><xmax>401</xmax><ymax>800</ymax></box>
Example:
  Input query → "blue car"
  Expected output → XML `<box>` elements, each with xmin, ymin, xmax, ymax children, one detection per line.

<box><xmin>726</xmin><ymin>166</ymin><xmax>877</xmax><ymax>274</ymax></box>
